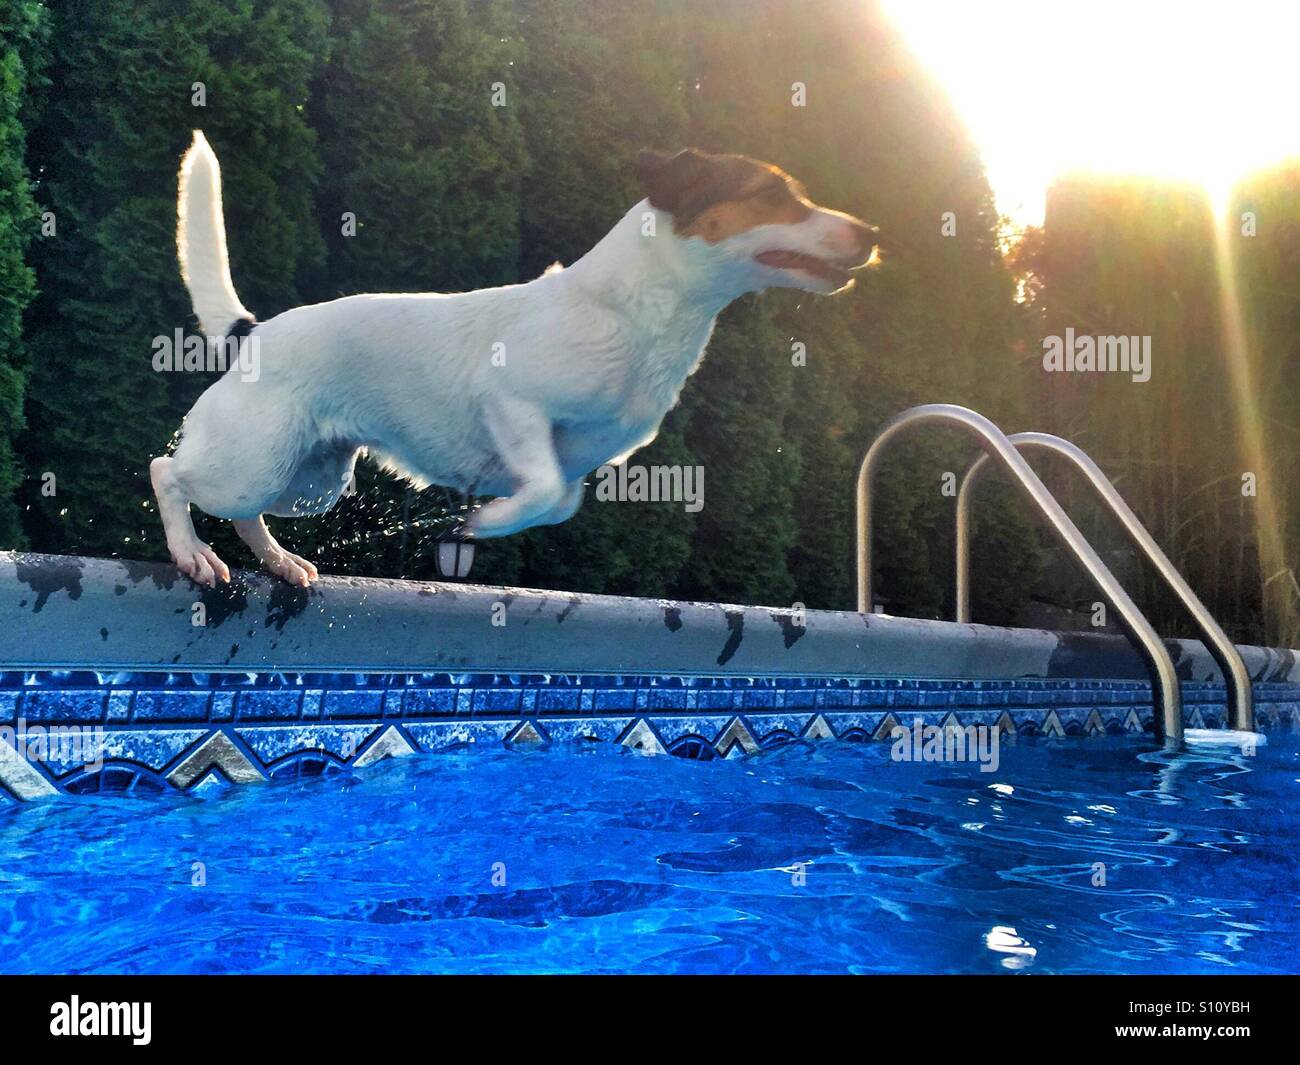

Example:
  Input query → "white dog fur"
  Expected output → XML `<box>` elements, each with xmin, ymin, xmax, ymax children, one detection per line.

<box><xmin>152</xmin><ymin>131</ymin><xmax>875</xmax><ymax>586</ymax></box>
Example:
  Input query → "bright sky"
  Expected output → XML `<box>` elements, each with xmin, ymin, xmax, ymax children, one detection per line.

<box><xmin>880</xmin><ymin>0</ymin><xmax>1300</xmax><ymax>224</ymax></box>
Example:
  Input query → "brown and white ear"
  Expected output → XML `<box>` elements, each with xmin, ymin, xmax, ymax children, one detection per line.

<box><xmin>634</xmin><ymin>148</ymin><xmax>714</xmax><ymax>214</ymax></box>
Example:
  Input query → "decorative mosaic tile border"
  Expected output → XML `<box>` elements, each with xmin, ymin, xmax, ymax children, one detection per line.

<box><xmin>3</xmin><ymin>671</ymin><xmax>1299</xmax><ymax>802</ymax></box>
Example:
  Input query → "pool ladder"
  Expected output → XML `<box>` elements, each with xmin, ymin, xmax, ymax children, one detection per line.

<box><xmin>855</xmin><ymin>403</ymin><xmax>1255</xmax><ymax>750</ymax></box>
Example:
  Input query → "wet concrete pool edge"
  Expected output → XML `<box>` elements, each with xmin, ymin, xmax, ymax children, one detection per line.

<box><xmin>2</xmin><ymin>550</ymin><xmax>1298</xmax><ymax>801</ymax></box>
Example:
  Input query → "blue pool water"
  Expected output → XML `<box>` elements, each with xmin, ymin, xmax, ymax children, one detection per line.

<box><xmin>2</xmin><ymin>735</ymin><xmax>1298</xmax><ymax>974</ymax></box>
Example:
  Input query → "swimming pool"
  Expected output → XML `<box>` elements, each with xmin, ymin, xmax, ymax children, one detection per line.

<box><xmin>4</xmin><ymin>551</ymin><xmax>1300</xmax><ymax>976</ymax></box>
<box><xmin>3</xmin><ymin>734</ymin><xmax>1296</xmax><ymax>975</ymax></box>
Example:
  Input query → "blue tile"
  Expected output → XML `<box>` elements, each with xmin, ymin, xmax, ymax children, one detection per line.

<box><xmin>236</xmin><ymin>690</ymin><xmax>306</xmax><ymax>721</ymax></box>
<box><xmin>321</xmin><ymin>690</ymin><xmax>383</xmax><ymax>719</ymax></box>
<box><xmin>404</xmin><ymin>719</ymin><xmax>515</xmax><ymax>750</ymax></box>
<box><xmin>594</xmin><ymin>689</ymin><xmax>636</xmax><ymax>712</ymax></box>
<box><xmin>20</xmin><ymin>689</ymin><xmax>108</xmax><ymax>723</ymax></box>
<box><xmin>647</xmin><ymin>689</ymin><xmax>688</xmax><ymax>711</ymax></box>
<box><xmin>823</xmin><ymin>711</ymin><xmax>883</xmax><ymax>736</ymax></box>
<box><xmin>537</xmin><ymin>689</ymin><xmax>581</xmax><ymax>712</ymax></box>
<box><xmin>238</xmin><ymin>724</ymin><xmax>374</xmax><ymax>763</ymax></box>
<box><xmin>782</xmin><ymin>689</ymin><xmax>818</xmax><ymax>709</ymax></box>
<box><xmin>209</xmin><ymin>691</ymin><xmax>236</xmax><ymax>722</ymax></box>
<box><xmin>816</xmin><ymin>689</ymin><xmax>854</xmax><ymax>710</ymax></box>
<box><xmin>473</xmin><ymin>689</ymin><xmax>522</xmax><ymax>714</ymax></box>
<box><xmin>403</xmin><ymin>688</ymin><xmax>458</xmax><ymax>715</ymax></box>
<box><xmin>132</xmin><ymin>690</ymin><xmax>211</xmax><ymax>723</ymax></box>
<box><xmin>106</xmin><ymin>690</ymin><xmax>133</xmax><ymax>722</ymax></box>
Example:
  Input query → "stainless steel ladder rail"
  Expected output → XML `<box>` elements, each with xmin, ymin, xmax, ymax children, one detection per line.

<box><xmin>856</xmin><ymin>404</ymin><xmax>1183</xmax><ymax>748</ymax></box>
<box><xmin>954</xmin><ymin>431</ymin><xmax>1254</xmax><ymax>732</ymax></box>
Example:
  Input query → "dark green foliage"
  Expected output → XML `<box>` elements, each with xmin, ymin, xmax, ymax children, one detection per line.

<box><xmin>674</xmin><ymin>300</ymin><xmax>799</xmax><ymax>606</ymax></box>
<box><xmin>511</xmin><ymin>0</ymin><xmax>691</xmax><ymax>272</ymax></box>
<box><xmin>312</xmin><ymin>0</ymin><xmax>526</xmax><ymax>295</ymax></box>
<box><xmin>0</xmin><ymin>0</ymin><xmax>46</xmax><ymax>547</ymax></box>
<box><xmin>18</xmin><ymin>0</ymin><xmax>329</xmax><ymax>561</ymax></box>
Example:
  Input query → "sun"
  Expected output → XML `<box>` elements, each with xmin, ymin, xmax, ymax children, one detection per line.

<box><xmin>880</xmin><ymin>0</ymin><xmax>1300</xmax><ymax>223</ymax></box>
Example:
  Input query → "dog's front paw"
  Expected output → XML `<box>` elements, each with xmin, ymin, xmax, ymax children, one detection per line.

<box><xmin>263</xmin><ymin>549</ymin><xmax>318</xmax><ymax>588</ymax></box>
<box><xmin>174</xmin><ymin>543</ymin><xmax>231</xmax><ymax>587</ymax></box>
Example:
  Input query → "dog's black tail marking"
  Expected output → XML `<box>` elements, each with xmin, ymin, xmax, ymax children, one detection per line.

<box><xmin>178</xmin><ymin>132</ymin><xmax>255</xmax><ymax>337</ymax></box>
<box><xmin>226</xmin><ymin>316</ymin><xmax>257</xmax><ymax>341</ymax></box>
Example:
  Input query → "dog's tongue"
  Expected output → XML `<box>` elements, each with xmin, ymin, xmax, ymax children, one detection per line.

<box><xmin>756</xmin><ymin>250</ymin><xmax>810</xmax><ymax>270</ymax></box>
<box><xmin>755</xmin><ymin>249</ymin><xmax>847</xmax><ymax>283</ymax></box>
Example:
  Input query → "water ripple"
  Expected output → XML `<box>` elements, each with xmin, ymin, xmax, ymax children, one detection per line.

<box><xmin>1</xmin><ymin>735</ymin><xmax>1298</xmax><ymax>973</ymax></box>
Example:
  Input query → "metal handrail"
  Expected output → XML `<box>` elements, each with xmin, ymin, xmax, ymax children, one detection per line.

<box><xmin>955</xmin><ymin>431</ymin><xmax>1254</xmax><ymax>732</ymax></box>
<box><xmin>856</xmin><ymin>404</ymin><xmax>1183</xmax><ymax>748</ymax></box>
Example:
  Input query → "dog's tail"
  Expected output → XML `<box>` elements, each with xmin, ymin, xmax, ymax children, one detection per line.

<box><xmin>177</xmin><ymin>130</ymin><xmax>253</xmax><ymax>338</ymax></box>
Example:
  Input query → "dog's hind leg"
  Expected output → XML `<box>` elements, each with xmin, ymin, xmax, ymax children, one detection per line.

<box><xmin>232</xmin><ymin>517</ymin><xmax>319</xmax><ymax>588</ymax></box>
<box><xmin>233</xmin><ymin>441</ymin><xmax>358</xmax><ymax>584</ymax></box>
<box><xmin>150</xmin><ymin>456</ymin><xmax>231</xmax><ymax>586</ymax></box>
<box><xmin>468</xmin><ymin>396</ymin><xmax>567</xmax><ymax>538</ymax></box>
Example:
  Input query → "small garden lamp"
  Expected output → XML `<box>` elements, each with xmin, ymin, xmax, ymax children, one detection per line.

<box><xmin>435</xmin><ymin>489</ymin><xmax>476</xmax><ymax>579</ymax></box>
<box><xmin>435</xmin><ymin>527</ymin><xmax>475</xmax><ymax>580</ymax></box>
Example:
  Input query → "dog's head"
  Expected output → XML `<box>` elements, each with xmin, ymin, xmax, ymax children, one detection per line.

<box><xmin>634</xmin><ymin>148</ymin><xmax>878</xmax><ymax>296</ymax></box>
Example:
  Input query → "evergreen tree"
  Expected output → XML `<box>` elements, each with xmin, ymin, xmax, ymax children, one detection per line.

<box><xmin>0</xmin><ymin>0</ymin><xmax>46</xmax><ymax>548</ymax></box>
<box><xmin>313</xmin><ymin>0</ymin><xmax>525</xmax><ymax>297</ymax></box>
<box><xmin>19</xmin><ymin>0</ymin><xmax>329</xmax><ymax>561</ymax></box>
<box><xmin>675</xmin><ymin>299</ymin><xmax>800</xmax><ymax>605</ymax></box>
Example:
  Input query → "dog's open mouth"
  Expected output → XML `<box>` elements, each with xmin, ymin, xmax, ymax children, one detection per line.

<box><xmin>754</xmin><ymin>249</ymin><xmax>859</xmax><ymax>287</ymax></box>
